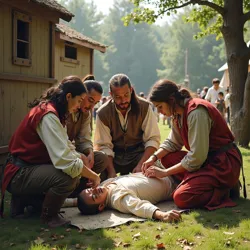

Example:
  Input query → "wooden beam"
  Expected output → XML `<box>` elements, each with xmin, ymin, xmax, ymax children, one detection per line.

<box><xmin>0</xmin><ymin>146</ymin><xmax>8</xmax><ymax>154</ymax></box>
<box><xmin>90</xmin><ymin>49</ymin><xmax>93</xmax><ymax>74</ymax></box>
<box><xmin>49</xmin><ymin>22</ymin><xmax>55</xmax><ymax>78</ymax></box>
<box><xmin>0</xmin><ymin>73</ymin><xmax>57</xmax><ymax>84</ymax></box>
<box><xmin>59</xmin><ymin>33</ymin><xmax>106</xmax><ymax>53</ymax></box>
<box><xmin>0</xmin><ymin>0</ymin><xmax>60</xmax><ymax>23</ymax></box>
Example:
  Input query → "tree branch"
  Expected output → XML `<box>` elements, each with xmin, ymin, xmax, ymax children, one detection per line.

<box><xmin>243</xmin><ymin>10</ymin><xmax>250</xmax><ymax>24</ymax></box>
<box><xmin>159</xmin><ymin>0</ymin><xmax>224</xmax><ymax>16</ymax></box>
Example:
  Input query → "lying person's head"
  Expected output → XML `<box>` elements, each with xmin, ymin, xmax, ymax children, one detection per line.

<box><xmin>77</xmin><ymin>187</ymin><xmax>109</xmax><ymax>215</ymax></box>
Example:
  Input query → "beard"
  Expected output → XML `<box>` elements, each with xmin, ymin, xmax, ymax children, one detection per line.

<box><xmin>117</xmin><ymin>102</ymin><xmax>130</xmax><ymax>110</ymax></box>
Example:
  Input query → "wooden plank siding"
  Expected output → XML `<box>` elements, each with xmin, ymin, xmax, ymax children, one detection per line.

<box><xmin>0</xmin><ymin>79</ymin><xmax>51</xmax><ymax>147</ymax></box>
<box><xmin>0</xmin><ymin>2</ymin><xmax>4</xmax><ymax>73</ymax></box>
<box><xmin>55</xmin><ymin>38</ymin><xmax>91</xmax><ymax>81</ymax></box>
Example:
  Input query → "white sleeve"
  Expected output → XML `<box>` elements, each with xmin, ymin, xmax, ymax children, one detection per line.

<box><xmin>36</xmin><ymin>113</ymin><xmax>83</xmax><ymax>178</ymax></box>
<box><xmin>118</xmin><ymin>194</ymin><xmax>158</xmax><ymax>219</ymax></box>
<box><xmin>142</xmin><ymin>106</ymin><xmax>161</xmax><ymax>149</ymax></box>
<box><xmin>205</xmin><ymin>89</ymin><xmax>211</xmax><ymax>102</ymax></box>
<box><xmin>94</xmin><ymin>115</ymin><xmax>115</xmax><ymax>157</ymax></box>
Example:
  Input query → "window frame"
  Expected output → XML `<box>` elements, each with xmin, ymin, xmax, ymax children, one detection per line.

<box><xmin>60</xmin><ymin>42</ymin><xmax>80</xmax><ymax>65</ymax></box>
<box><xmin>12</xmin><ymin>10</ymin><xmax>32</xmax><ymax>67</ymax></box>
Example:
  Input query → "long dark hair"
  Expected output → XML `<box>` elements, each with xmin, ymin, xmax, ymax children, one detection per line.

<box><xmin>82</xmin><ymin>74</ymin><xmax>103</xmax><ymax>94</ymax></box>
<box><xmin>109</xmin><ymin>73</ymin><xmax>140</xmax><ymax>114</ymax></box>
<box><xmin>149</xmin><ymin>79</ymin><xmax>191</xmax><ymax>105</ymax></box>
<box><xmin>28</xmin><ymin>75</ymin><xmax>87</xmax><ymax>122</ymax></box>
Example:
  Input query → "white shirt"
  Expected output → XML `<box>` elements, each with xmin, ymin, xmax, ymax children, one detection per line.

<box><xmin>224</xmin><ymin>93</ymin><xmax>231</xmax><ymax>109</ymax></box>
<box><xmin>102</xmin><ymin>173</ymin><xmax>176</xmax><ymax>219</ymax></box>
<box><xmin>36</xmin><ymin>113</ymin><xmax>84</xmax><ymax>178</ymax></box>
<box><xmin>94</xmin><ymin>104</ymin><xmax>160</xmax><ymax>157</ymax></box>
<box><xmin>205</xmin><ymin>86</ymin><xmax>225</xmax><ymax>106</ymax></box>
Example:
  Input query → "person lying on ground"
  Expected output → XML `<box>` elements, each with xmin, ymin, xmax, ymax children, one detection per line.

<box><xmin>64</xmin><ymin>173</ymin><xmax>182</xmax><ymax>222</ymax></box>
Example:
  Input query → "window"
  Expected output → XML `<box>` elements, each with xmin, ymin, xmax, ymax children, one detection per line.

<box><xmin>60</xmin><ymin>42</ymin><xmax>79</xmax><ymax>64</ymax></box>
<box><xmin>65</xmin><ymin>45</ymin><xmax>77</xmax><ymax>60</ymax></box>
<box><xmin>13</xmin><ymin>11</ymin><xmax>32</xmax><ymax>66</ymax></box>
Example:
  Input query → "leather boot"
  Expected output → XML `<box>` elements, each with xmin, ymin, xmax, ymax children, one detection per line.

<box><xmin>41</xmin><ymin>190</ymin><xmax>70</xmax><ymax>228</ymax></box>
<box><xmin>230</xmin><ymin>181</ymin><xmax>241</xmax><ymax>200</ymax></box>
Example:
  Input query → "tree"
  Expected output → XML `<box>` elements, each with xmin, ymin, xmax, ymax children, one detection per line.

<box><xmin>102</xmin><ymin>0</ymin><xmax>162</xmax><ymax>93</ymax></box>
<box><xmin>125</xmin><ymin>0</ymin><xmax>250</xmax><ymax>147</ymax></box>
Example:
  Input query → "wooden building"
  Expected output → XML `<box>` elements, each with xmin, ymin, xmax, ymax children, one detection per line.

<box><xmin>0</xmin><ymin>0</ymin><xmax>106</xmax><ymax>161</ymax></box>
<box><xmin>55</xmin><ymin>23</ymin><xmax>106</xmax><ymax>80</ymax></box>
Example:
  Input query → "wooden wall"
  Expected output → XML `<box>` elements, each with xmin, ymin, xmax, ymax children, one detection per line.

<box><xmin>55</xmin><ymin>38</ymin><xmax>91</xmax><ymax>81</ymax></box>
<box><xmin>0</xmin><ymin>3</ymin><xmax>50</xmax><ymax>77</ymax></box>
<box><xmin>0</xmin><ymin>80</ymin><xmax>50</xmax><ymax>148</ymax></box>
<box><xmin>0</xmin><ymin>2</ymin><xmax>54</xmax><ymax>151</ymax></box>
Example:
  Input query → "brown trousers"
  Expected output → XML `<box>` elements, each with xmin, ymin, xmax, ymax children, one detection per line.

<box><xmin>113</xmin><ymin>145</ymin><xmax>144</xmax><ymax>175</ymax></box>
<box><xmin>69</xmin><ymin>151</ymin><xmax>108</xmax><ymax>197</ymax></box>
<box><xmin>8</xmin><ymin>164</ymin><xmax>79</xmax><ymax>198</ymax></box>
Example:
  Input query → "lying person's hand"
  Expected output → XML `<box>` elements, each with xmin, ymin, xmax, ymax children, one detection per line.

<box><xmin>144</xmin><ymin>166</ymin><xmax>167</xmax><ymax>178</ymax></box>
<box><xmin>153</xmin><ymin>209</ymin><xmax>182</xmax><ymax>222</ymax></box>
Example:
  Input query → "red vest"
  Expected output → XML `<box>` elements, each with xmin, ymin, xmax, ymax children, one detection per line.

<box><xmin>177</xmin><ymin>98</ymin><xmax>234</xmax><ymax>151</ymax></box>
<box><xmin>9</xmin><ymin>102</ymin><xmax>59</xmax><ymax>164</ymax></box>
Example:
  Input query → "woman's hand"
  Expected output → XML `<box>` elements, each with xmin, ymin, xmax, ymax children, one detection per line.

<box><xmin>87</xmin><ymin>174</ymin><xmax>101</xmax><ymax>188</ymax></box>
<box><xmin>144</xmin><ymin>166</ymin><xmax>167</xmax><ymax>178</ymax></box>
<box><xmin>141</xmin><ymin>156</ymin><xmax>156</xmax><ymax>173</ymax></box>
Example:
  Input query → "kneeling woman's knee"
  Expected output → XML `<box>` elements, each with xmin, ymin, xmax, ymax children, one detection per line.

<box><xmin>173</xmin><ymin>190</ymin><xmax>190</xmax><ymax>209</ymax></box>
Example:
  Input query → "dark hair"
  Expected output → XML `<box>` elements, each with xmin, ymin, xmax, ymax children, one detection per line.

<box><xmin>139</xmin><ymin>92</ymin><xmax>145</xmax><ymax>97</ymax></box>
<box><xmin>109</xmin><ymin>73</ymin><xmax>140</xmax><ymax>115</ymax></box>
<box><xmin>82</xmin><ymin>74</ymin><xmax>95</xmax><ymax>81</ymax></box>
<box><xmin>77</xmin><ymin>194</ymin><xmax>100</xmax><ymax>215</ymax></box>
<box><xmin>28</xmin><ymin>75</ymin><xmax>87</xmax><ymax>122</ymax></box>
<box><xmin>218</xmin><ymin>91</ymin><xmax>224</xmax><ymax>96</ymax></box>
<box><xmin>82</xmin><ymin>74</ymin><xmax>103</xmax><ymax>95</ymax></box>
<box><xmin>149</xmin><ymin>79</ymin><xmax>191</xmax><ymax>107</ymax></box>
<box><xmin>212</xmin><ymin>78</ymin><xmax>220</xmax><ymax>84</ymax></box>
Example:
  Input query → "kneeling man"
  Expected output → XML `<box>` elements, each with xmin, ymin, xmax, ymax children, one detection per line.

<box><xmin>77</xmin><ymin>173</ymin><xmax>181</xmax><ymax>222</ymax></box>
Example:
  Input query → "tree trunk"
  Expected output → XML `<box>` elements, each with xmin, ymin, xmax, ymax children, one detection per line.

<box><xmin>221</xmin><ymin>0</ymin><xmax>250</xmax><ymax>147</ymax></box>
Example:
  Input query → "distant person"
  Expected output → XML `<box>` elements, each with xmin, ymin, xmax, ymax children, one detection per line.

<box><xmin>215</xmin><ymin>92</ymin><xmax>226</xmax><ymax>118</ymax></box>
<box><xmin>94</xmin><ymin>73</ymin><xmax>160</xmax><ymax>177</ymax></box>
<box><xmin>205</xmin><ymin>78</ymin><xmax>224</xmax><ymax>106</ymax></box>
<box><xmin>139</xmin><ymin>92</ymin><xmax>146</xmax><ymax>99</ymax></box>
<box><xmin>196</xmin><ymin>88</ymin><xmax>201</xmax><ymax>98</ymax></box>
<box><xmin>201</xmin><ymin>86</ymin><xmax>209</xmax><ymax>99</ymax></box>
<box><xmin>224</xmin><ymin>87</ymin><xmax>231</xmax><ymax>124</ymax></box>
<box><xmin>77</xmin><ymin>173</ymin><xmax>182</xmax><ymax>222</ymax></box>
<box><xmin>142</xmin><ymin>79</ymin><xmax>242</xmax><ymax>211</ymax></box>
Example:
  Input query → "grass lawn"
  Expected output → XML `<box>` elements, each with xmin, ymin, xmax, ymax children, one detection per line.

<box><xmin>1</xmin><ymin>122</ymin><xmax>250</xmax><ymax>250</ymax></box>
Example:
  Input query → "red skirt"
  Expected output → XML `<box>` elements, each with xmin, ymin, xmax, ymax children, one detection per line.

<box><xmin>161</xmin><ymin>147</ymin><xmax>241</xmax><ymax>210</ymax></box>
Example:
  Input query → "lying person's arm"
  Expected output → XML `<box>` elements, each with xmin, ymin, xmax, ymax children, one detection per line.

<box><xmin>115</xmin><ymin>194</ymin><xmax>181</xmax><ymax>222</ymax></box>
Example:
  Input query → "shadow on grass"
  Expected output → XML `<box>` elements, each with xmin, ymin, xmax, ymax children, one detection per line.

<box><xmin>193</xmin><ymin>197</ymin><xmax>250</xmax><ymax>229</ymax></box>
<box><xmin>0</xmin><ymin>194</ymin><xmax>116</xmax><ymax>250</ymax></box>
